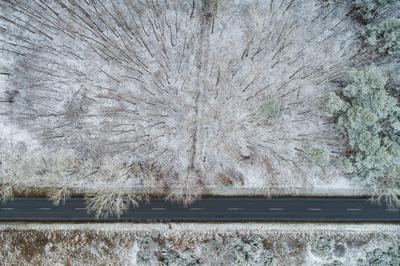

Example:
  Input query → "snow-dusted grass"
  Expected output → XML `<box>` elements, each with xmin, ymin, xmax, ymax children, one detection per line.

<box><xmin>2</xmin><ymin>222</ymin><xmax>399</xmax><ymax>235</ymax></box>
<box><xmin>0</xmin><ymin>223</ymin><xmax>399</xmax><ymax>265</ymax></box>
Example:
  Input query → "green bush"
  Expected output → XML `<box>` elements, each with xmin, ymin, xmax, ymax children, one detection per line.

<box><xmin>324</xmin><ymin>92</ymin><xmax>348</xmax><ymax>117</ymax></box>
<box><xmin>326</xmin><ymin>66</ymin><xmax>400</xmax><ymax>206</ymax></box>
<box><xmin>255</xmin><ymin>98</ymin><xmax>281</xmax><ymax>120</ymax></box>
<box><xmin>307</xmin><ymin>147</ymin><xmax>330</xmax><ymax>168</ymax></box>
<box><xmin>366</xmin><ymin>19</ymin><xmax>400</xmax><ymax>55</ymax></box>
<box><xmin>311</xmin><ymin>237</ymin><xmax>333</xmax><ymax>257</ymax></box>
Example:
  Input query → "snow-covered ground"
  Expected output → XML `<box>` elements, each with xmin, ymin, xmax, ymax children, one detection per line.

<box><xmin>0</xmin><ymin>223</ymin><xmax>399</xmax><ymax>265</ymax></box>
<box><xmin>0</xmin><ymin>0</ymin><xmax>373</xmax><ymax>196</ymax></box>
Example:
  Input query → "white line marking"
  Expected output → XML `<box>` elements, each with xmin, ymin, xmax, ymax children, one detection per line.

<box><xmin>308</xmin><ymin>208</ymin><xmax>322</xmax><ymax>211</ymax></box>
<box><xmin>151</xmin><ymin>207</ymin><xmax>165</xmax><ymax>211</ymax></box>
<box><xmin>386</xmin><ymin>209</ymin><xmax>399</xmax><ymax>212</ymax></box>
<box><xmin>189</xmin><ymin>208</ymin><xmax>202</xmax><ymax>211</ymax></box>
<box><xmin>228</xmin><ymin>208</ymin><xmax>243</xmax><ymax>211</ymax></box>
<box><xmin>37</xmin><ymin>208</ymin><xmax>51</xmax><ymax>210</ymax></box>
<box><xmin>269</xmin><ymin>208</ymin><xmax>284</xmax><ymax>211</ymax></box>
<box><xmin>346</xmin><ymin>208</ymin><xmax>361</xmax><ymax>211</ymax></box>
<box><xmin>74</xmin><ymin>208</ymin><xmax>86</xmax><ymax>211</ymax></box>
<box><xmin>1</xmin><ymin>208</ymin><xmax>14</xmax><ymax>210</ymax></box>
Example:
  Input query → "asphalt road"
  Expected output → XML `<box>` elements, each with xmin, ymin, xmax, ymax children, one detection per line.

<box><xmin>0</xmin><ymin>197</ymin><xmax>399</xmax><ymax>222</ymax></box>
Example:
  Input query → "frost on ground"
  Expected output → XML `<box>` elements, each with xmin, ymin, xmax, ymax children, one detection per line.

<box><xmin>0</xmin><ymin>0</ymin><xmax>398</xmax><ymax>202</ymax></box>
<box><xmin>0</xmin><ymin>223</ymin><xmax>399</xmax><ymax>266</ymax></box>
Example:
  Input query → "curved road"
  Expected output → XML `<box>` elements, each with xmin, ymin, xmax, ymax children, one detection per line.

<box><xmin>0</xmin><ymin>197</ymin><xmax>399</xmax><ymax>222</ymax></box>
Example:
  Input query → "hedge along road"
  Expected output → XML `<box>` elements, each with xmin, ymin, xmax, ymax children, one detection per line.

<box><xmin>0</xmin><ymin>197</ymin><xmax>399</xmax><ymax>222</ymax></box>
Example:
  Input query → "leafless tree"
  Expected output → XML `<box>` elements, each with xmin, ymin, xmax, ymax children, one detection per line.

<box><xmin>85</xmin><ymin>191</ymin><xmax>148</xmax><ymax>218</ymax></box>
<box><xmin>48</xmin><ymin>187</ymin><xmax>71</xmax><ymax>206</ymax></box>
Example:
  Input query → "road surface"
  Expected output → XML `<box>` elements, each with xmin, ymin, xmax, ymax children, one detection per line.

<box><xmin>0</xmin><ymin>197</ymin><xmax>399</xmax><ymax>222</ymax></box>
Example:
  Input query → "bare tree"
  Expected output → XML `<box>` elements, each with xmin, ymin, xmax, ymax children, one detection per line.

<box><xmin>371</xmin><ymin>176</ymin><xmax>400</xmax><ymax>209</ymax></box>
<box><xmin>48</xmin><ymin>187</ymin><xmax>71</xmax><ymax>206</ymax></box>
<box><xmin>0</xmin><ymin>185</ymin><xmax>14</xmax><ymax>203</ymax></box>
<box><xmin>85</xmin><ymin>191</ymin><xmax>148</xmax><ymax>218</ymax></box>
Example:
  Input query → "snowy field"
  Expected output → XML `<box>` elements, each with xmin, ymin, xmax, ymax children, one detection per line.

<box><xmin>1</xmin><ymin>0</ymin><xmax>399</xmax><ymax>202</ymax></box>
<box><xmin>0</xmin><ymin>223</ymin><xmax>399</xmax><ymax>265</ymax></box>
